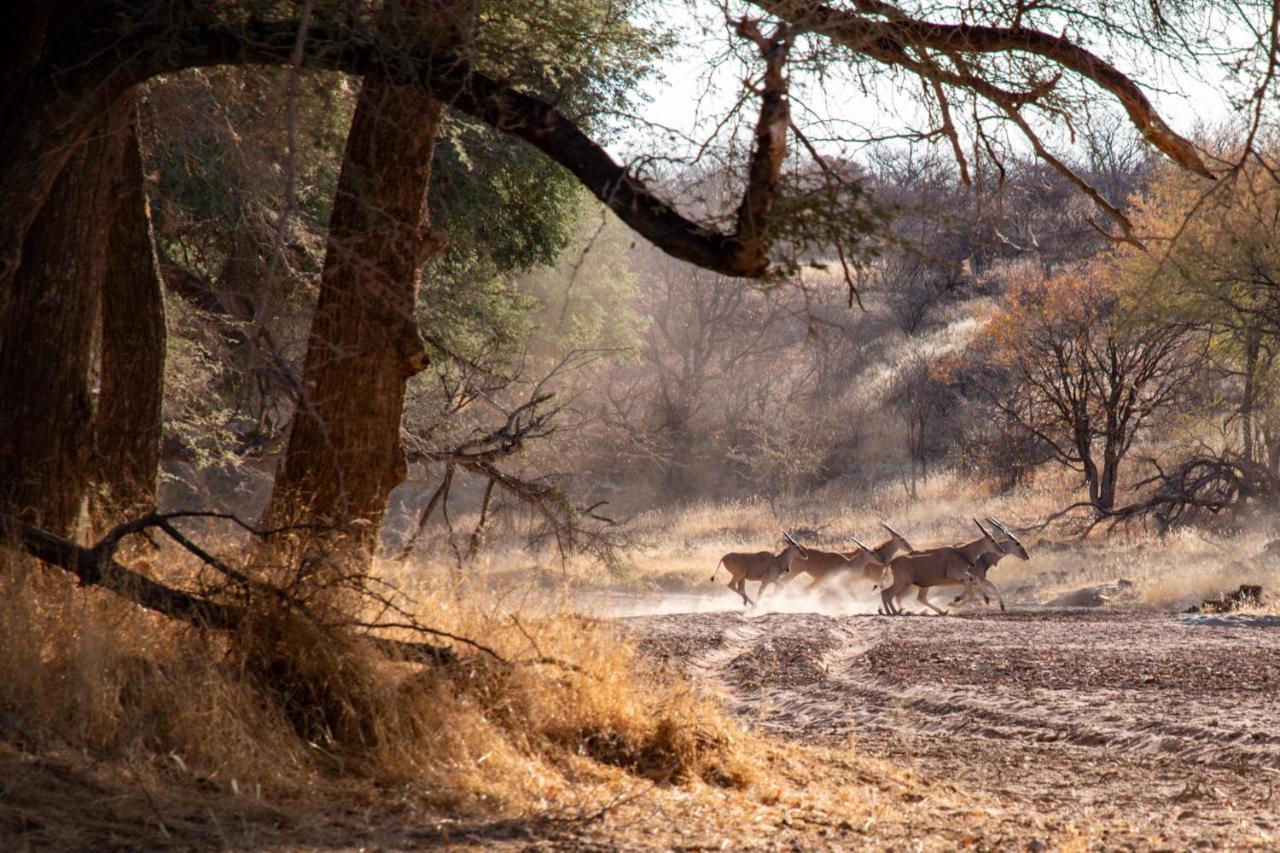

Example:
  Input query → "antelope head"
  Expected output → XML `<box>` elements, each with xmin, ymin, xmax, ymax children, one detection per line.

<box><xmin>780</xmin><ymin>529</ymin><xmax>809</xmax><ymax>566</ymax></box>
<box><xmin>986</xmin><ymin>517</ymin><xmax>1030</xmax><ymax>561</ymax></box>
<box><xmin>848</xmin><ymin>535</ymin><xmax>881</xmax><ymax>565</ymax></box>
<box><xmin>973</xmin><ymin>518</ymin><xmax>1004</xmax><ymax>552</ymax></box>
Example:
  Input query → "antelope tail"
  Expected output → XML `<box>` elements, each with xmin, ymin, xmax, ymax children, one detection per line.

<box><xmin>711</xmin><ymin>557</ymin><xmax>726</xmax><ymax>582</ymax></box>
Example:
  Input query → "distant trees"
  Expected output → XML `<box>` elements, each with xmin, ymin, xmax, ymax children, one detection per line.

<box><xmin>1077</xmin><ymin>147</ymin><xmax>1280</xmax><ymax>524</ymax></box>
<box><xmin>886</xmin><ymin>349</ymin><xmax>954</xmax><ymax>498</ymax></box>
<box><xmin>971</xmin><ymin>262</ymin><xmax>1201</xmax><ymax>512</ymax></box>
<box><xmin>1124</xmin><ymin>152</ymin><xmax>1280</xmax><ymax>472</ymax></box>
<box><xmin>600</xmin><ymin>255</ymin><xmax>805</xmax><ymax>499</ymax></box>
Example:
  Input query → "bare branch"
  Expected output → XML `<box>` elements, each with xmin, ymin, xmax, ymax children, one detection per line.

<box><xmin>751</xmin><ymin>0</ymin><xmax>1213</xmax><ymax>178</ymax></box>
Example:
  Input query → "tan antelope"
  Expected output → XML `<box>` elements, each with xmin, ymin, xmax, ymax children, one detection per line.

<box><xmin>711</xmin><ymin>531</ymin><xmax>809</xmax><ymax>607</ymax></box>
<box><xmin>880</xmin><ymin>519</ymin><xmax>1027</xmax><ymax>616</ymax></box>
<box><xmin>787</xmin><ymin>521</ymin><xmax>915</xmax><ymax>592</ymax></box>
<box><xmin>951</xmin><ymin>518</ymin><xmax>1031</xmax><ymax>611</ymax></box>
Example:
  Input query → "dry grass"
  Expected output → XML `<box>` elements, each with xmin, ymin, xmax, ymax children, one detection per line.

<box><xmin>0</xmin><ymin>541</ymin><xmax>766</xmax><ymax>849</ymax></box>
<box><xmin>4</xmin><ymin>535</ymin><xmax>1064</xmax><ymax>850</ymax></box>
<box><xmin>5</xmin><ymin>469</ymin><xmax>1278</xmax><ymax>847</ymax></box>
<box><xmin>439</xmin><ymin>465</ymin><xmax>1280</xmax><ymax>615</ymax></box>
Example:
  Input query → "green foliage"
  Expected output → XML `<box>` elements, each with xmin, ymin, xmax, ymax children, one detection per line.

<box><xmin>472</xmin><ymin>0</ymin><xmax>668</xmax><ymax>124</ymax></box>
<box><xmin>147</xmin><ymin>69</ymin><xmax>351</xmax><ymax>292</ymax></box>
<box><xmin>147</xmin><ymin>1</ymin><xmax>665</xmax><ymax>464</ymax></box>
<box><xmin>523</xmin><ymin>207</ymin><xmax>643</xmax><ymax>357</ymax></box>
<box><xmin>414</xmin><ymin>0</ymin><xmax>660</xmax><ymax>383</ymax></box>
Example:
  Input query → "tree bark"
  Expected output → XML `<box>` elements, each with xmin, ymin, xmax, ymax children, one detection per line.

<box><xmin>1242</xmin><ymin>326</ymin><xmax>1260</xmax><ymax>463</ymax></box>
<box><xmin>262</xmin><ymin>74</ymin><xmax>443</xmax><ymax>567</ymax></box>
<box><xmin>0</xmin><ymin>105</ymin><xmax>128</xmax><ymax>536</ymax></box>
<box><xmin>92</xmin><ymin>98</ymin><xmax>168</xmax><ymax>523</ymax></box>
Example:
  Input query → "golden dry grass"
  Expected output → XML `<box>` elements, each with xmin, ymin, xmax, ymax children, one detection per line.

<box><xmin>4</xmin><ymin>471</ymin><xmax>1278</xmax><ymax>848</ymax></box>
<box><xmin>0</xmin><ymin>539</ymin><xmax>776</xmax><ymax>848</ymax></box>
<box><xmin>436</xmin><ymin>465</ymin><xmax>1280</xmax><ymax>615</ymax></box>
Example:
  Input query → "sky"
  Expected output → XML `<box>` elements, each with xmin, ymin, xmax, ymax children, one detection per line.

<box><xmin>619</xmin><ymin>1</ymin><xmax>1251</xmax><ymax>166</ymax></box>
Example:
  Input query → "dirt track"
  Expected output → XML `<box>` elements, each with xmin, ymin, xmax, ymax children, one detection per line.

<box><xmin>625</xmin><ymin>608</ymin><xmax>1280</xmax><ymax>846</ymax></box>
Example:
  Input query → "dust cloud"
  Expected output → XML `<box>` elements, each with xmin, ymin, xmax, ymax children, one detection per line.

<box><xmin>578</xmin><ymin>582</ymin><xmax>890</xmax><ymax>618</ymax></box>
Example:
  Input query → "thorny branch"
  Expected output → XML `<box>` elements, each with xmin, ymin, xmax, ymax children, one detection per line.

<box><xmin>17</xmin><ymin>0</ymin><xmax>1216</xmax><ymax>292</ymax></box>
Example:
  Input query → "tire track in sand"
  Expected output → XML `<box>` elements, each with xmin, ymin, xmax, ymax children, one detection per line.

<box><xmin>628</xmin><ymin>609</ymin><xmax>1280</xmax><ymax>770</ymax></box>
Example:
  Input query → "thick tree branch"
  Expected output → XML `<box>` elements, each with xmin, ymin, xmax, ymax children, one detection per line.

<box><xmin>752</xmin><ymin>0</ymin><xmax>1213</xmax><ymax>178</ymax></box>
<box><xmin>6</xmin><ymin>0</ymin><xmax>1213</xmax><ymax>295</ymax></box>
<box><xmin>2</xmin><ymin>515</ymin><xmax>241</xmax><ymax>630</ymax></box>
<box><xmin>17</xmin><ymin>13</ymin><xmax>770</xmax><ymax>280</ymax></box>
<box><xmin>734</xmin><ymin>18</ymin><xmax>793</xmax><ymax>266</ymax></box>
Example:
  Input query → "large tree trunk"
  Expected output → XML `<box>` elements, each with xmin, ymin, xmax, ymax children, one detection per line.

<box><xmin>0</xmin><ymin>2</ymin><xmax>124</xmax><ymax>310</ymax></box>
<box><xmin>0</xmin><ymin>106</ymin><xmax>129</xmax><ymax>536</ymax></box>
<box><xmin>92</xmin><ymin>99</ymin><xmax>168</xmax><ymax>523</ymax></box>
<box><xmin>262</xmin><ymin>74</ymin><xmax>443</xmax><ymax>568</ymax></box>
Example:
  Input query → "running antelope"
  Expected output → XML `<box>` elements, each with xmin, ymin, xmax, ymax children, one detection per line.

<box><xmin>951</xmin><ymin>518</ymin><xmax>1031</xmax><ymax>611</ymax></box>
<box><xmin>712</xmin><ymin>531</ymin><xmax>809</xmax><ymax>607</ymax></box>
<box><xmin>787</xmin><ymin>520</ymin><xmax>915</xmax><ymax>591</ymax></box>
<box><xmin>880</xmin><ymin>519</ymin><xmax>1024</xmax><ymax>616</ymax></box>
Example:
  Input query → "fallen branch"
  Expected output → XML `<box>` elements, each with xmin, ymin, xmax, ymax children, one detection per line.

<box><xmin>2</xmin><ymin>514</ymin><xmax>241</xmax><ymax>630</ymax></box>
<box><xmin>1</xmin><ymin>513</ymin><xmax>456</xmax><ymax>665</ymax></box>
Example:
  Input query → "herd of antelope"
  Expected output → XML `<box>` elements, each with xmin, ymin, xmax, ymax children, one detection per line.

<box><xmin>710</xmin><ymin>518</ymin><xmax>1029</xmax><ymax>615</ymax></box>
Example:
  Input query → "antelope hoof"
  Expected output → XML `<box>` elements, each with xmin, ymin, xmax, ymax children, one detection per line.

<box><xmin>999</xmin><ymin>602</ymin><xmax>1006</xmax><ymax>612</ymax></box>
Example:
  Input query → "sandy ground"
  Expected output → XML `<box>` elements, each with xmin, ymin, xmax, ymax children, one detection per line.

<box><xmin>622</xmin><ymin>605</ymin><xmax>1280</xmax><ymax>848</ymax></box>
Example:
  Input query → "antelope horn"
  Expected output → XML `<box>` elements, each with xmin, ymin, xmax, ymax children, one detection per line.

<box><xmin>987</xmin><ymin>517</ymin><xmax>1024</xmax><ymax>547</ymax></box>
<box><xmin>973</xmin><ymin>518</ymin><xmax>993</xmax><ymax>538</ymax></box>
<box><xmin>879</xmin><ymin>519</ymin><xmax>914</xmax><ymax>549</ymax></box>
<box><xmin>848</xmin><ymin>535</ymin><xmax>875</xmax><ymax>555</ymax></box>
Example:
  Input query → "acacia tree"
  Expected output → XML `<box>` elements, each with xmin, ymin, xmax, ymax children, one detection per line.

<box><xmin>970</xmin><ymin>262</ymin><xmax>1201</xmax><ymax>511</ymax></box>
<box><xmin>0</xmin><ymin>94</ymin><xmax>164</xmax><ymax>535</ymax></box>
<box><xmin>93</xmin><ymin>100</ymin><xmax>169</xmax><ymax>524</ymax></box>
<box><xmin>886</xmin><ymin>348</ymin><xmax>953</xmax><ymax>498</ymax></box>
<box><xmin>0</xmin><ymin>0</ymin><xmax>1238</xmax><ymax>572</ymax></box>
<box><xmin>1122</xmin><ymin>148</ymin><xmax>1280</xmax><ymax>471</ymax></box>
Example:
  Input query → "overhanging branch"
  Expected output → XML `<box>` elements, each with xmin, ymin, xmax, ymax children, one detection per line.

<box><xmin>44</xmin><ymin>13</ymin><xmax>774</xmax><ymax>279</ymax></box>
<box><xmin>752</xmin><ymin>0</ymin><xmax>1213</xmax><ymax>179</ymax></box>
<box><xmin>1</xmin><ymin>514</ymin><xmax>457</xmax><ymax>665</ymax></box>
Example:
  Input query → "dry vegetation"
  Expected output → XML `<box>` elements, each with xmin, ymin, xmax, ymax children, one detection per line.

<box><xmin>6</xmin><ymin>3</ymin><xmax>1280</xmax><ymax>848</ymax></box>
<box><xmin>5</xmin><ymin>468</ymin><xmax>1279</xmax><ymax>848</ymax></box>
<box><xmin>443</xmin><ymin>466</ymin><xmax>1280</xmax><ymax>616</ymax></box>
<box><xmin>0</xmin><ymin>543</ymin><xmax>761</xmax><ymax>848</ymax></box>
<box><xmin>0</xmin><ymin>536</ymin><xmax>1057</xmax><ymax>851</ymax></box>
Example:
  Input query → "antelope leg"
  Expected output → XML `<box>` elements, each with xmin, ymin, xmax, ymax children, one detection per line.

<box><xmin>917</xmin><ymin>586</ymin><xmax>948</xmax><ymax>616</ymax></box>
<box><xmin>879</xmin><ymin>584</ymin><xmax>898</xmax><ymax>616</ymax></box>
<box><xmin>894</xmin><ymin>584</ymin><xmax>912</xmax><ymax>615</ymax></box>
<box><xmin>954</xmin><ymin>573</ymin><xmax>988</xmax><ymax>606</ymax></box>
<box><xmin>980</xmin><ymin>578</ymin><xmax>1006</xmax><ymax>611</ymax></box>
